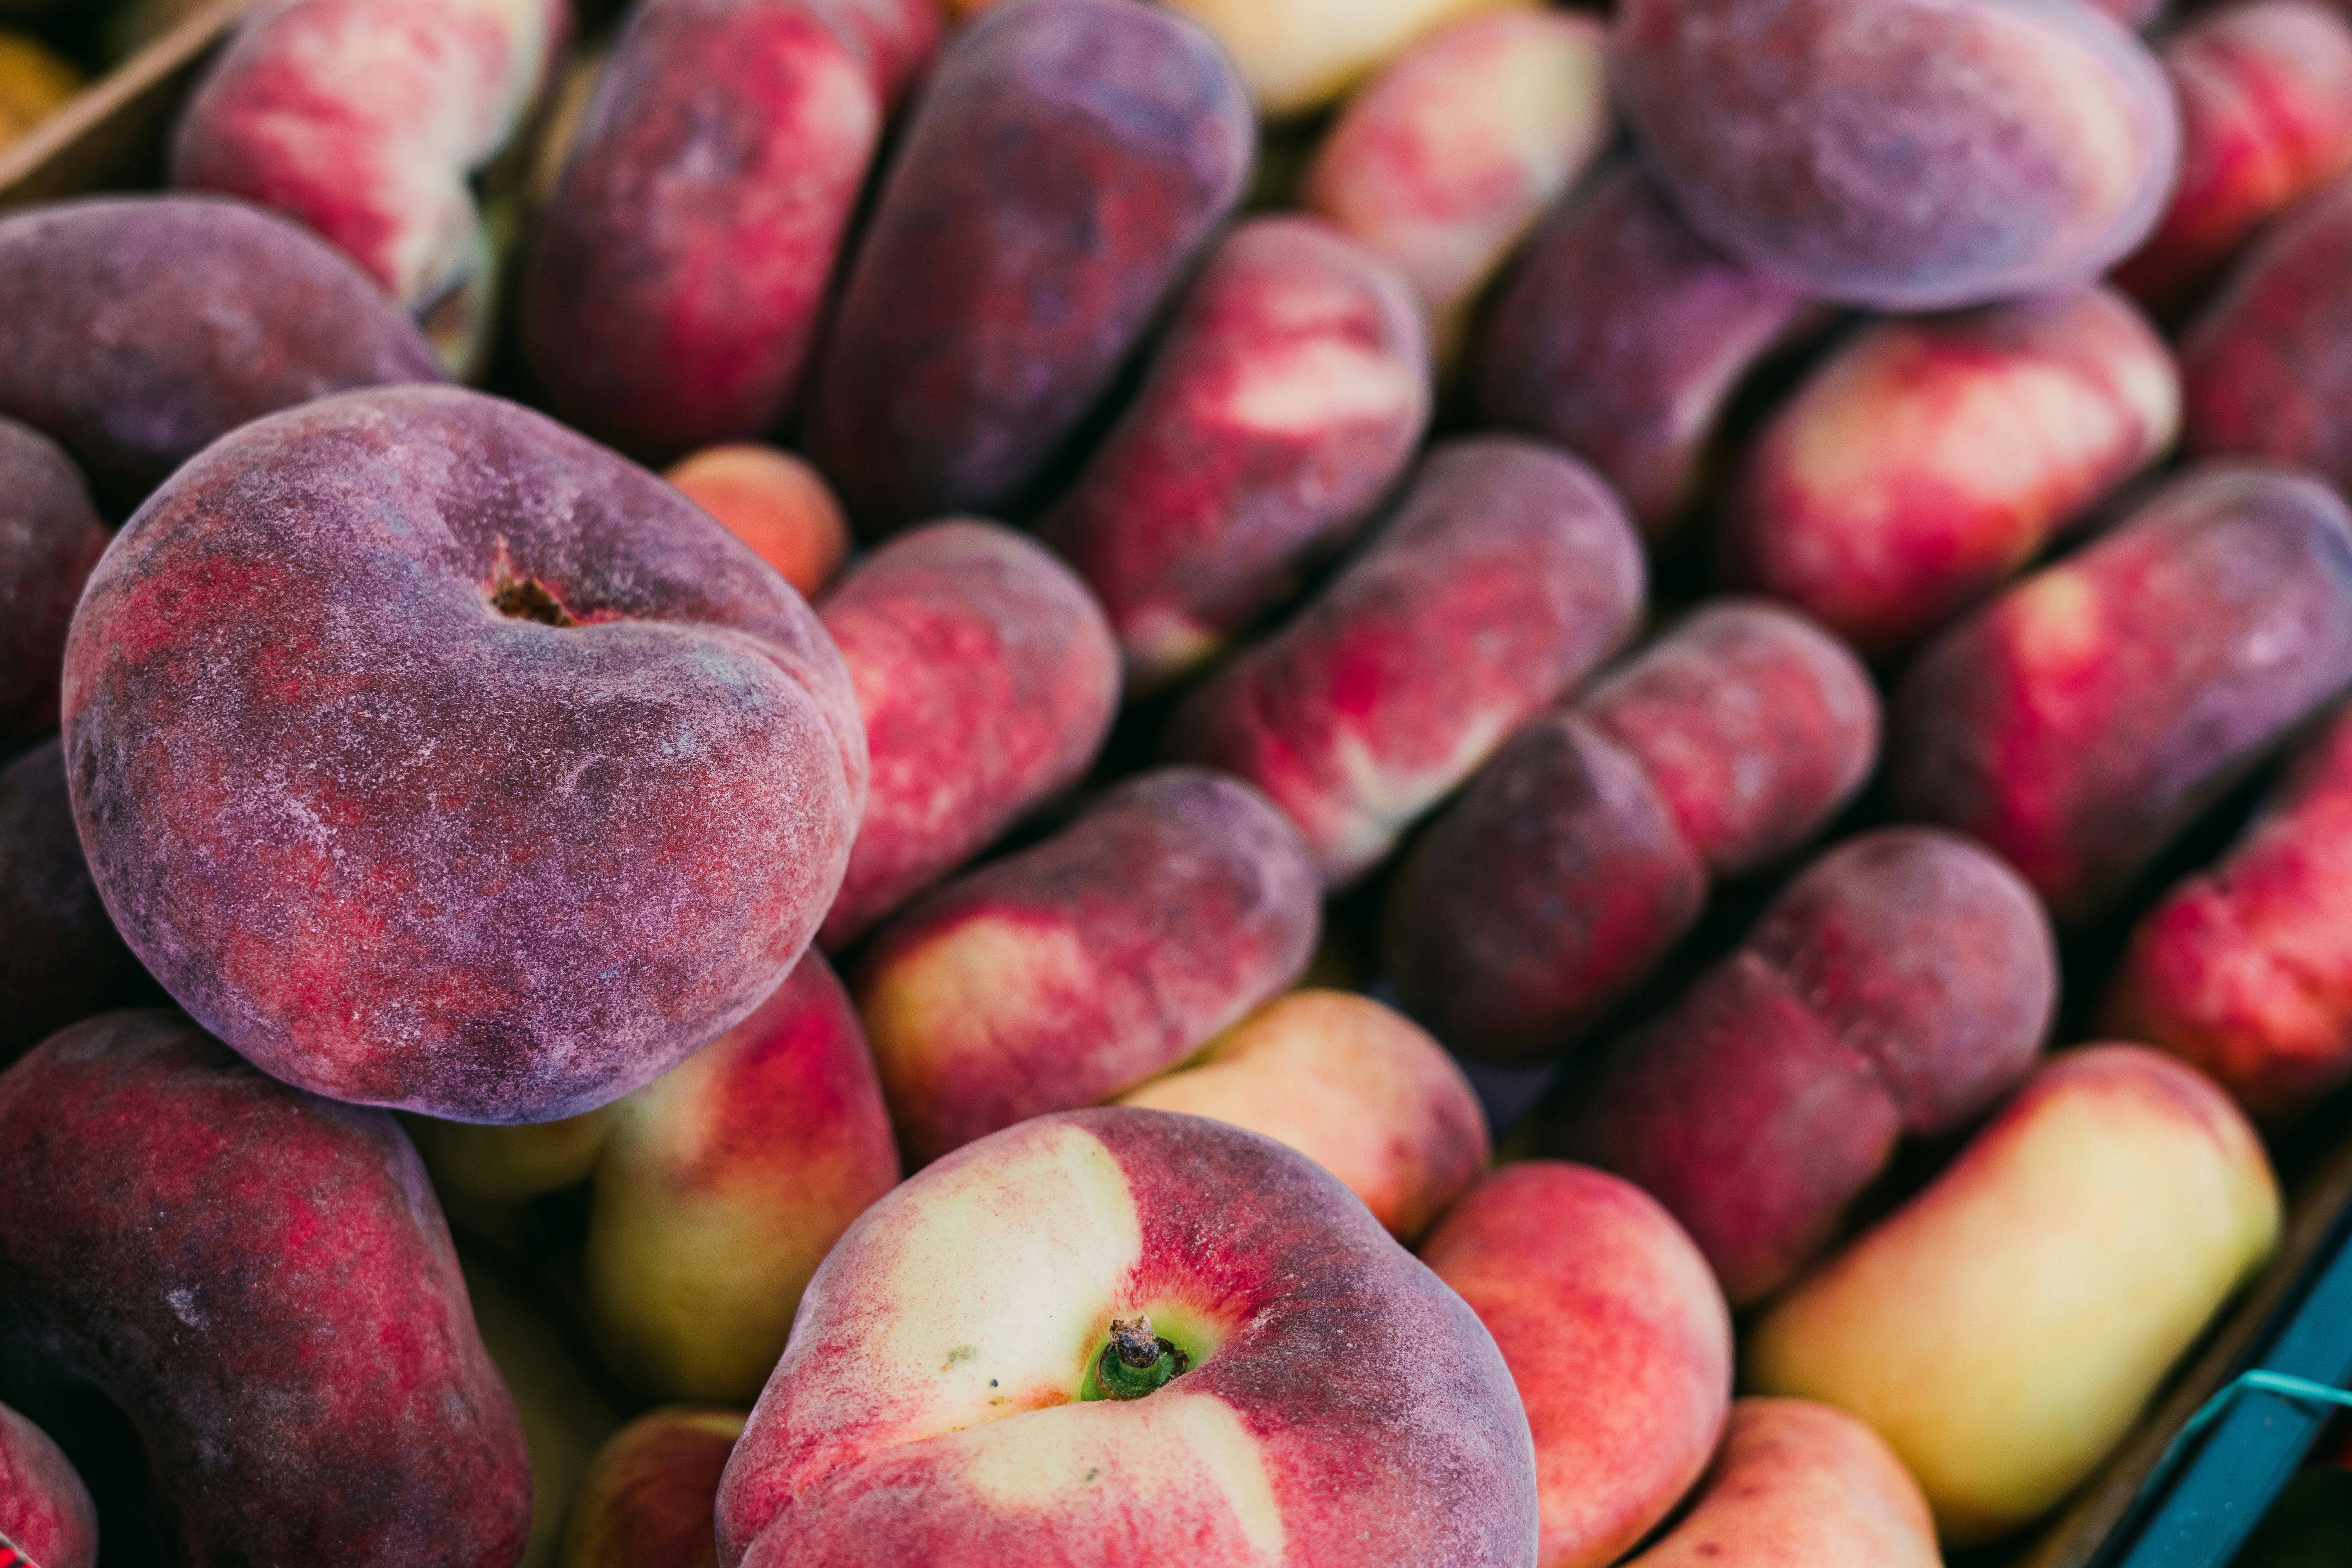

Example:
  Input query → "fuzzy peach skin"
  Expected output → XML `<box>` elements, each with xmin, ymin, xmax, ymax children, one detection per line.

<box><xmin>523</xmin><ymin>0</ymin><xmax>885</xmax><ymax>460</ymax></box>
<box><xmin>563</xmin><ymin>1408</ymin><xmax>746</xmax><ymax>1568</ymax></box>
<box><xmin>1474</xmin><ymin>165</ymin><xmax>1812</xmax><ymax>538</ymax></box>
<box><xmin>2102</xmin><ymin>702</ymin><xmax>2352</xmax><ymax>1121</ymax></box>
<box><xmin>1114</xmin><ymin>990</ymin><xmax>1488</xmax><ymax>1243</ymax></box>
<box><xmin>802</xmin><ymin>0</ymin><xmax>1252</xmax><ymax>531</ymax></box>
<box><xmin>1610</xmin><ymin>0</ymin><xmax>2179</xmax><ymax>310</ymax></box>
<box><xmin>809</xmin><ymin>0</ymin><xmax>939</xmax><ymax>106</ymax></box>
<box><xmin>1718</xmin><ymin>287</ymin><xmax>2180</xmax><ymax>659</ymax></box>
<box><xmin>0</xmin><ymin>417</ymin><xmax>105</xmax><ymax>744</ymax></box>
<box><xmin>819</xmin><ymin>521</ymin><xmax>1120</xmax><ymax>949</ymax></box>
<box><xmin>1168</xmin><ymin>437</ymin><xmax>1644</xmax><ymax>886</ymax></box>
<box><xmin>1619</xmin><ymin>1400</ymin><xmax>1939</xmax><ymax>1568</ymax></box>
<box><xmin>1557</xmin><ymin>830</ymin><xmax>2057</xmax><ymax>1305</ymax></box>
<box><xmin>1887</xmin><ymin>463</ymin><xmax>2352</xmax><ymax>924</ymax></box>
<box><xmin>1302</xmin><ymin>10</ymin><xmax>1610</xmax><ymax>363</ymax></box>
<box><xmin>0</xmin><ymin>742</ymin><xmax>152</xmax><ymax>1065</ymax></box>
<box><xmin>60</xmin><ymin>385</ymin><xmax>867</xmax><ymax>1125</ymax></box>
<box><xmin>0</xmin><ymin>1011</ymin><xmax>530</xmax><ymax>1564</ymax></box>
<box><xmin>1421</xmin><ymin>1163</ymin><xmax>1731</xmax><ymax>1568</ymax></box>
<box><xmin>1385</xmin><ymin>603</ymin><xmax>1877</xmax><ymax>1063</ymax></box>
<box><xmin>855</xmin><ymin>769</ymin><xmax>1321</xmax><ymax>1165</ymax></box>
<box><xmin>667</xmin><ymin>445</ymin><xmax>851</xmax><ymax>598</ymax></box>
<box><xmin>715</xmin><ymin>1108</ymin><xmax>1539</xmax><ymax>1568</ymax></box>
<box><xmin>0</xmin><ymin>1401</ymin><xmax>95</xmax><ymax>1568</ymax></box>
<box><xmin>2182</xmin><ymin>175</ymin><xmax>2352</xmax><ymax>494</ymax></box>
<box><xmin>1161</xmin><ymin>0</ymin><xmax>1522</xmax><ymax>118</ymax></box>
<box><xmin>2116</xmin><ymin>1</ymin><xmax>2352</xmax><ymax>316</ymax></box>
<box><xmin>1038</xmin><ymin>216</ymin><xmax>1430</xmax><ymax>692</ymax></box>
<box><xmin>0</xmin><ymin>196</ymin><xmax>442</xmax><ymax>513</ymax></box>
<box><xmin>1748</xmin><ymin>1047</ymin><xmax>2281</xmax><ymax>1544</ymax></box>
<box><xmin>174</xmin><ymin>0</ymin><xmax>567</xmax><ymax>373</ymax></box>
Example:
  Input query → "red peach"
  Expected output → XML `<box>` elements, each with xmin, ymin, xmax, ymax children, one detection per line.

<box><xmin>1611</xmin><ymin>0</ymin><xmax>2180</xmax><ymax>309</ymax></box>
<box><xmin>812</xmin><ymin>0</ymin><xmax>939</xmax><ymax>105</ymax></box>
<box><xmin>2116</xmin><ymin>0</ymin><xmax>2352</xmax><ymax>315</ymax></box>
<box><xmin>2103</xmin><ymin>701</ymin><xmax>2352</xmax><ymax>1121</ymax></box>
<box><xmin>714</xmin><ymin>1108</ymin><xmax>1539</xmax><ymax>1567</ymax></box>
<box><xmin>562</xmin><ymin>1408</ymin><xmax>746</xmax><ymax>1568</ymax></box>
<box><xmin>1168</xmin><ymin>436</ymin><xmax>1645</xmax><ymax>886</ymax></box>
<box><xmin>1421</xmin><ymin>1163</ymin><xmax>1732</xmax><ymax>1568</ymax></box>
<box><xmin>1115</xmin><ymin>989</ymin><xmax>1488</xmax><ymax>1242</ymax></box>
<box><xmin>1474</xmin><ymin>164</ymin><xmax>1813</xmax><ymax>537</ymax></box>
<box><xmin>1038</xmin><ymin>216</ymin><xmax>1430</xmax><ymax>691</ymax></box>
<box><xmin>0</xmin><ymin>1401</ymin><xmax>96</xmax><ymax>1568</ymax></box>
<box><xmin>174</xmin><ymin>0</ymin><xmax>568</xmax><ymax>373</ymax></box>
<box><xmin>62</xmin><ymin>385</ymin><xmax>867</xmax><ymax>1123</ymax></box>
<box><xmin>1718</xmin><ymin>287</ymin><xmax>2180</xmax><ymax>658</ymax></box>
<box><xmin>0</xmin><ymin>741</ymin><xmax>152</xmax><ymax>1065</ymax></box>
<box><xmin>0</xmin><ymin>196</ymin><xmax>443</xmax><ymax>512</ymax></box>
<box><xmin>0</xmin><ymin>1011</ymin><xmax>530</xmax><ymax>1563</ymax></box>
<box><xmin>1887</xmin><ymin>463</ymin><xmax>2352</xmax><ymax>922</ymax></box>
<box><xmin>666</xmin><ymin>445</ymin><xmax>851</xmax><ymax>599</ymax></box>
<box><xmin>1555</xmin><ymin>829</ymin><xmax>2056</xmax><ymax>1304</ymax></box>
<box><xmin>523</xmin><ymin>0</ymin><xmax>884</xmax><ymax>459</ymax></box>
<box><xmin>819</xmin><ymin>520</ymin><xmax>1120</xmax><ymax>949</ymax></box>
<box><xmin>801</xmin><ymin>0</ymin><xmax>1254</xmax><ymax>529</ymax></box>
<box><xmin>1384</xmin><ymin>602</ymin><xmax>1876</xmax><ymax>1062</ymax></box>
<box><xmin>0</xmin><ymin>416</ymin><xmax>105</xmax><ymax>744</ymax></box>
<box><xmin>1302</xmin><ymin>9</ymin><xmax>1612</xmax><ymax>362</ymax></box>
<box><xmin>855</xmin><ymin>769</ymin><xmax>1321</xmax><ymax>1165</ymax></box>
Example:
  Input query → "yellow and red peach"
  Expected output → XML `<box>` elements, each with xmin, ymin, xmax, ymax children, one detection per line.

<box><xmin>0</xmin><ymin>1400</ymin><xmax>95</xmax><ymax>1568</ymax></box>
<box><xmin>563</xmin><ymin>1408</ymin><xmax>746</xmax><ymax>1568</ymax></box>
<box><xmin>1168</xmin><ymin>436</ymin><xmax>1645</xmax><ymax>886</ymax></box>
<box><xmin>2116</xmin><ymin>0</ymin><xmax>2352</xmax><ymax>316</ymax></box>
<box><xmin>1385</xmin><ymin>602</ymin><xmax>1876</xmax><ymax>1062</ymax></box>
<box><xmin>0</xmin><ymin>1011</ymin><xmax>531</xmax><ymax>1563</ymax></box>
<box><xmin>802</xmin><ymin>0</ymin><xmax>1253</xmax><ymax>530</ymax></box>
<box><xmin>2103</xmin><ymin>701</ymin><xmax>2352</xmax><ymax>1122</ymax></box>
<box><xmin>819</xmin><ymin>521</ymin><xmax>1120</xmax><ymax>949</ymax></box>
<box><xmin>2183</xmin><ymin>174</ymin><xmax>2352</xmax><ymax>492</ymax></box>
<box><xmin>1747</xmin><ymin>1047</ymin><xmax>2281</xmax><ymax>1544</ymax></box>
<box><xmin>856</xmin><ymin>769</ymin><xmax>1320</xmax><ymax>1165</ymax></box>
<box><xmin>1038</xmin><ymin>216</ymin><xmax>1430</xmax><ymax>691</ymax></box>
<box><xmin>0</xmin><ymin>417</ymin><xmax>105</xmax><ymax>744</ymax></box>
<box><xmin>666</xmin><ymin>444</ymin><xmax>850</xmax><ymax>599</ymax></box>
<box><xmin>0</xmin><ymin>31</ymin><xmax>75</xmax><ymax>155</ymax></box>
<box><xmin>714</xmin><ymin>1108</ymin><xmax>1538</xmax><ymax>1567</ymax></box>
<box><xmin>1619</xmin><ymin>1400</ymin><xmax>1940</xmax><ymax>1568</ymax></box>
<box><xmin>523</xmin><ymin>0</ymin><xmax>886</xmax><ymax>459</ymax></box>
<box><xmin>1888</xmin><ymin>463</ymin><xmax>2352</xmax><ymax>922</ymax></box>
<box><xmin>1556</xmin><ymin>829</ymin><xmax>2056</xmax><ymax>1305</ymax></box>
<box><xmin>0</xmin><ymin>196</ymin><xmax>443</xmax><ymax>512</ymax></box>
<box><xmin>1114</xmin><ymin>989</ymin><xmax>1487</xmax><ymax>1242</ymax></box>
<box><xmin>173</xmin><ymin>0</ymin><xmax>568</xmax><ymax>372</ymax></box>
<box><xmin>1302</xmin><ymin>9</ymin><xmax>1612</xmax><ymax>363</ymax></box>
<box><xmin>1718</xmin><ymin>287</ymin><xmax>2179</xmax><ymax>658</ymax></box>
<box><xmin>1611</xmin><ymin>0</ymin><xmax>2179</xmax><ymax>309</ymax></box>
<box><xmin>1161</xmin><ymin>0</ymin><xmax>1518</xmax><ymax>119</ymax></box>
<box><xmin>61</xmin><ymin>384</ymin><xmax>867</xmax><ymax>1123</ymax></box>
<box><xmin>1473</xmin><ymin>164</ymin><xmax>1812</xmax><ymax>539</ymax></box>
<box><xmin>1420</xmin><ymin>1163</ymin><xmax>1731</xmax><ymax>1568</ymax></box>
<box><xmin>0</xmin><ymin>742</ymin><xmax>152</xmax><ymax>1065</ymax></box>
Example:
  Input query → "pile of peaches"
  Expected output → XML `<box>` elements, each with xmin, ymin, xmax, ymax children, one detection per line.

<box><xmin>7</xmin><ymin>0</ymin><xmax>2352</xmax><ymax>1562</ymax></box>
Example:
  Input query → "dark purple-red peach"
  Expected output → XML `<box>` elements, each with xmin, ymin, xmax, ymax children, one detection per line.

<box><xmin>818</xmin><ymin>520</ymin><xmax>1119</xmax><ymax>950</ymax></box>
<box><xmin>801</xmin><ymin>0</ymin><xmax>1254</xmax><ymax>530</ymax></box>
<box><xmin>1553</xmin><ymin>829</ymin><xmax>2056</xmax><ymax>1305</ymax></box>
<box><xmin>0</xmin><ymin>416</ymin><xmax>106</xmax><ymax>744</ymax></box>
<box><xmin>1888</xmin><ymin>463</ymin><xmax>2352</xmax><ymax>922</ymax></box>
<box><xmin>855</xmin><ymin>769</ymin><xmax>1321</xmax><ymax>1165</ymax></box>
<box><xmin>0</xmin><ymin>1399</ymin><xmax>96</xmax><ymax>1568</ymax></box>
<box><xmin>1167</xmin><ymin>436</ymin><xmax>1645</xmax><ymax>886</ymax></box>
<box><xmin>1384</xmin><ymin>602</ymin><xmax>1876</xmax><ymax>1063</ymax></box>
<box><xmin>0</xmin><ymin>741</ymin><xmax>152</xmax><ymax>1066</ymax></box>
<box><xmin>0</xmin><ymin>1010</ymin><xmax>530</xmax><ymax>1564</ymax></box>
<box><xmin>1038</xmin><ymin>215</ymin><xmax>1430</xmax><ymax>691</ymax></box>
<box><xmin>61</xmin><ymin>384</ymin><xmax>866</xmax><ymax>1124</ymax></box>
<box><xmin>1610</xmin><ymin>0</ymin><xmax>2180</xmax><ymax>310</ymax></box>
<box><xmin>0</xmin><ymin>196</ymin><xmax>443</xmax><ymax>512</ymax></box>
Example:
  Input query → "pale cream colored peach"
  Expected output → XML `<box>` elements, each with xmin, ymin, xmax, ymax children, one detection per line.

<box><xmin>1163</xmin><ymin>0</ymin><xmax>1529</xmax><ymax>118</ymax></box>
